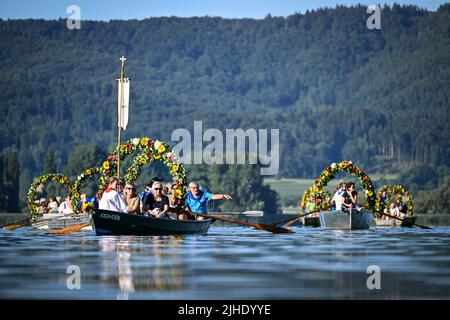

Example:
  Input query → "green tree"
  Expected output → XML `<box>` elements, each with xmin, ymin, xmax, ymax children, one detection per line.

<box><xmin>19</xmin><ymin>168</ymin><xmax>31</xmax><ymax>212</ymax></box>
<box><xmin>415</xmin><ymin>177</ymin><xmax>450</xmax><ymax>214</ymax></box>
<box><xmin>0</xmin><ymin>154</ymin><xmax>5</xmax><ymax>212</ymax></box>
<box><xmin>64</xmin><ymin>144</ymin><xmax>107</xmax><ymax>196</ymax></box>
<box><xmin>5</xmin><ymin>151</ymin><xmax>20</xmax><ymax>212</ymax></box>
<box><xmin>65</xmin><ymin>144</ymin><xmax>107</xmax><ymax>178</ymax></box>
<box><xmin>188</xmin><ymin>163</ymin><xmax>281</xmax><ymax>214</ymax></box>
<box><xmin>43</xmin><ymin>148</ymin><xmax>57</xmax><ymax>174</ymax></box>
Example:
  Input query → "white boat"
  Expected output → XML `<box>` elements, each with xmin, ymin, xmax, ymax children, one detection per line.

<box><xmin>319</xmin><ymin>209</ymin><xmax>375</xmax><ymax>230</ymax></box>
<box><xmin>375</xmin><ymin>216</ymin><xmax>416</xmax><ymax>227</ymax></box>
<box><xmin>32</xmin><ymin>214</ymin><xmax>92</xmax><ymax>231</ymax></box>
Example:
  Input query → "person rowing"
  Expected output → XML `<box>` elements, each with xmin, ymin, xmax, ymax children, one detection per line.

<box><xmin>180</xmin><ymin>181</ymin><xmax>232</xmax><ymax>220</ymax></box>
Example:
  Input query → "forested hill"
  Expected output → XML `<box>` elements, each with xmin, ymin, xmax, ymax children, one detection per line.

<box><xmin>1</xmin><ymin>4</ymin><xmax>449</xmax><ymax>184</ymax></box>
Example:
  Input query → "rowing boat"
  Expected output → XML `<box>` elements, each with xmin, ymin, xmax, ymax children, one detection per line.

<box><xmin>318</xmin><ymin>209</ymin><xmax>375</xmax><ymax>230</ymax></box>
<box><xmin>304</xmin><ymin>217</ymin><xmax>320</xmax><ymax>227</ymax></box>
<box><xmin>375</xmin><ymin>216</ymin><xmax>416</xmax><ymax>227</ymax></box>
<box><xmin>32</xmin><ymin>213</ymin><xmax>92</xmax><ymax>230</ymax></box>
<box><xmin>91</xmin><ymin>209</ymin><xmax>213</xmax><ymax>236</ymax></box>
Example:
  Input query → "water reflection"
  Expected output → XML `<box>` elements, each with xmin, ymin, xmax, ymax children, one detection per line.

<box><xmin>0</xmin><ymin>226</ymin><xmax>449</xmax><ymax>299</ymax></box>
<box><xmin>98</xmin><ymin>235</ymin><xmax>184</xmax><ymax>299</ymax></box>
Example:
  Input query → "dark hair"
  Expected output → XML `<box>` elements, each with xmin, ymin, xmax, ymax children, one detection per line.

<box><xmin>150</xmin><ymin>177</ymin><xmax>162</xmax><ymax>184</ymax></box>
<box><xmin>347</xmin><ymin>182</ymin><xmax>355</xmax><ymax>189</ymax></box>
<box><xmin>97</xmin><ymin>189</ymin><xmax>105</xmax><ymax>201</ymax></box>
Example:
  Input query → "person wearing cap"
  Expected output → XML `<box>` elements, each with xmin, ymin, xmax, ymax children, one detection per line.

<box><xmin>98</xmin><ymin>177</ymin><xmax>127</xmax><ymax>213</ymax></box>
<box><xmin>124</xmin><ymin>183</ymin><xmax>140</xmax><ymax>214</ymax></box>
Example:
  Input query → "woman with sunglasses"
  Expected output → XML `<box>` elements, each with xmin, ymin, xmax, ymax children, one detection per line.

<box><xmin>144</xmin><ymin>181</ymin><xmax>172</xmax><ymax>219</ymax></box>
<box><xmin>124</xmin><ymin>183</ymin><xmax>140</xmax><ymax>214</ymax></box>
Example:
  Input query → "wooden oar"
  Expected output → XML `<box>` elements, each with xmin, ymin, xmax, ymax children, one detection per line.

<box><xmin>271</xmin><ymin>207</ymin><xmax>331</xmax><ymax>227</ymax></box>
<box><xmin>172</xmin><ymin>208</ymin><xmax>293</xmax><ymax>234</ymax></box>
<box><xmin>1</xmin><ymin>217</ymin><xmax>31</xmax><ymax>230</ymax></box>
<box><xmin>47</xmin><ymin>222</ymin><xmax>91</xmax><ymax>235</ymax></box>
<box><xmin>197</xmin><ymin>213</ymin><xmax>294</xmax><ymax>234</ymax></box>
<box><xmin>381</xmin><ymin>212</ymin><xmax>431</xmax><ymax>229</ymax></box>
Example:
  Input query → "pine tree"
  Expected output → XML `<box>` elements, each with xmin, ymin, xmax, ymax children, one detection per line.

<box><xmin>5</xmin><ymin>151</ymin><xmax>19</xmax><ymax>212</ymax></box>
<box><xmin>43</xmin><ymin>148</ymin><xmax>57</xmax><ymax>174</ymax></box>
<box><xmin>0</xmin><ymin>154</ymin><xmax>6</xmax><ymax>212</ymax></box>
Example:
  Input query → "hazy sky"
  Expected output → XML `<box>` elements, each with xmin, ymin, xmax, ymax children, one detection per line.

<box><xmin>0</xmin><ymin>0</ymin><xmax>445</xmax><ymax>20</ymax></box>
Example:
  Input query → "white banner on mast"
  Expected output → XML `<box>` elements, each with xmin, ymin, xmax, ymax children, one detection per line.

<box><xmin>117</xmin><ymin>78</ymin><xmax>130</xmax><ymax>130</ymax></box>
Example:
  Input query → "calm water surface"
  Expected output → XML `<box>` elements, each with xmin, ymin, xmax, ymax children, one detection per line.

<box><xmin>0</xmin><ymin>226</ymin><xmax>449</xmax><ymax>299</ymax></box>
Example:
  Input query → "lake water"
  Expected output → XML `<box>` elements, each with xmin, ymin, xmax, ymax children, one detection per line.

<box><xmin>0</xmin><ymin>226</ymin><xmax>449</xmax><ymax>299</ymax></box>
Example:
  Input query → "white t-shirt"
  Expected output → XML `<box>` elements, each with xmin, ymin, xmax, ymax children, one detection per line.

<box><xmin>99</xmin><ymin>189</ymin><xmax>127</xmax><ymax>213</ymax></box>
<box><xmin>332</xmin><ymin>189</ymin><xmax>344</xmax><ymax>211</ymax></box>
<box><xmin>58</xmin><ymin>201</ymin><xmax>74</xmax><ymax>214</ymax></box>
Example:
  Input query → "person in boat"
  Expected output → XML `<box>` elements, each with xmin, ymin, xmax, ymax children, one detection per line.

<box><xmin>117</xmin><ymin>178</ymin><xmax>124</xmax><ymax>197</ymax></box>
<box><xmin>47</xmin><ymin>196</ymin><xmax>59</xmax><ymax>213</ymax></box>
<box><xmin>37</xmin><ymin>198</ymin><xmax>47</xmax><ymax>214</ymax></box>
<box><xmin>398</xmin><ymin>203</ymin><xmax>408</xmax><ymax>218</ymax></box>
<box><xmin>306</xmin><ymin>195</ymin><xmax>316</xmax><ymax>217</ymax></box>
<box><xmin>139</xmin><ymin>183</ymin><xmax>152</xmax><ymax>212</ymax></box>
<box><xmin>98</xmin><ymin>177</ymin><xmax>127</xmax><ymax>213</ymax></box>
<box><xmin>341</xmin><ymin>182</ymin><xmax>361</xmax><ymax>212</ymax></box>
<box><xmin>58</xmin><ymin>194</ymin><xmax>74</xmax><ymax>214</ymax></box>
<box><xmin>124</xmin><ymin>183</ymin><xmax>140</xmax><ymax>214</ymax></box>
<box><xmin>168</xmin><ymin>184</ymin><xmax>177</xmax><ymax>208</ymax></box>
<box><xmin>181</xmin><ymin>181</ymin><xmax>232</xmax><ymax>220</ymax></box>
<box><xmin>331</xmin><ymin>182</ymin><xmax>346</xmax><ymax>211</ymax></box>
<box><xmin>78</xmin><ymin>193</ymin><xmax>88</xmax><ymax>212</ymax></box>
<box><xmin>144</xmin><ymin>181</ymin><xmax>176</xmax><ymax>219</ymax></box>
<box><xmin>380</xmin><ymin>190</ymin><xmax>388</xmax><ymax>219</ymax></box>
<box><xmin>162</xmin><ymin>185</ymin><xmax>169</xmax><ymax>197</ymax></box>
<box><xmin>389</xmin><ymin>203</ymin><xmax>400</xmax><ymax>218</ymax></box>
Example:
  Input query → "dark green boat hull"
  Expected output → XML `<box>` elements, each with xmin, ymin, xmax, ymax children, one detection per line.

<box><xmin>92</xmin><ymin>209</ymin><xmax>213</xmax><ymax>236</ymax></box>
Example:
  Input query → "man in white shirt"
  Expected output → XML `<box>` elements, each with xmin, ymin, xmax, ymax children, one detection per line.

<box><xmin>99</xmin><ymin>177</ymin><xmax>127</xmax><ymax>213</ymax></box>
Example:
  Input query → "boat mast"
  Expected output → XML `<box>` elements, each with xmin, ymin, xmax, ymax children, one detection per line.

<box><xmin>117</xmin><ymin>55</ymin><xmax>126</xmax><ymax>181</ymax></box>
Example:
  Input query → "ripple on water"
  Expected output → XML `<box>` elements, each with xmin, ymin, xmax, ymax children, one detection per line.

<box><xmin>0</xmin><ymin>226</ymin><xmax>449</xmax><ymax>299</ymax></box>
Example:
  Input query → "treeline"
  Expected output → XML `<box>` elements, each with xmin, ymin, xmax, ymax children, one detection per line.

<box><xmin>0</xmin><ymin>4</ymin><xmax>449</xmax><ymax>211</ymax></box>
<box><xmin>0</xmin><ymin>151</ymin><xmax>20</xmax><ymax>212</ymax></box>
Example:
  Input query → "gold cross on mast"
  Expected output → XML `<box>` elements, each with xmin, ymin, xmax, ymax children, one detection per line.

<box><xmin>117</xmin><ymin>55</ymin><xmax>127</xmax><ymax>181</ymax></box>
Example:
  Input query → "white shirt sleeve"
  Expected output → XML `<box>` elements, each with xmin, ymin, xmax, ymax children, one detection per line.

<box><xmin>113</xmin><ymin>193</ymin><xmax>128</xmax><ymax>213</ymax></box>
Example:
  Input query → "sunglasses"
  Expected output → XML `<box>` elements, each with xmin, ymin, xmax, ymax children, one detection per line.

<box><xmin>126</xmin><ymin>187</ymin><xmax>135</xmax><ymax>190</ymax></box>
<box><xmin>154</xmin><ymin>188</ymin><xmax>161</xmax><ymax>190</ymax></box>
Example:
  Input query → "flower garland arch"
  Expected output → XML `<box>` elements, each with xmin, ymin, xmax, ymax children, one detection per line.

<box><xmin>27</xmin><ymin>173</ymin><xmax>71</xmax><ymax>217</ymax></box>
<box><xmin>99</xmin><ymin>137</ymin><xmax>188</xmax><ymax>213</ymax></box>
<box><xmin>310</xmin><ymin>161</ymin><xmax>376</xmax><ymax>210</ymax></box>
<box><xmin>375</xmin><ymin>185</ymin><xmax>414</xmax><ymax>217</ymax></box>
<box><xmin>70</xmin><ymin>167</ymin><xmax>101</xmax><ymax>212</ymax></box>
<box><xmin>300</xmin><ymin>187</ymin><xmax>331</xmax><ymax>211</ymax></box>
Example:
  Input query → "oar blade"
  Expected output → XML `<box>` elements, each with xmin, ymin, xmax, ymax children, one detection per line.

<box><xmin>48</xmin><ymin>223</ymin><xmax>90</xmax><ymax>235</ymax></box>
<box><xmin>3</xmin><ymin>222</ymin><xmax>30</xmax><ymax>230</ymax></box>
<box><xmin>254</xmin><ymin>224</ymin><xmax>295</xmax><ymax>234</ymax></box>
